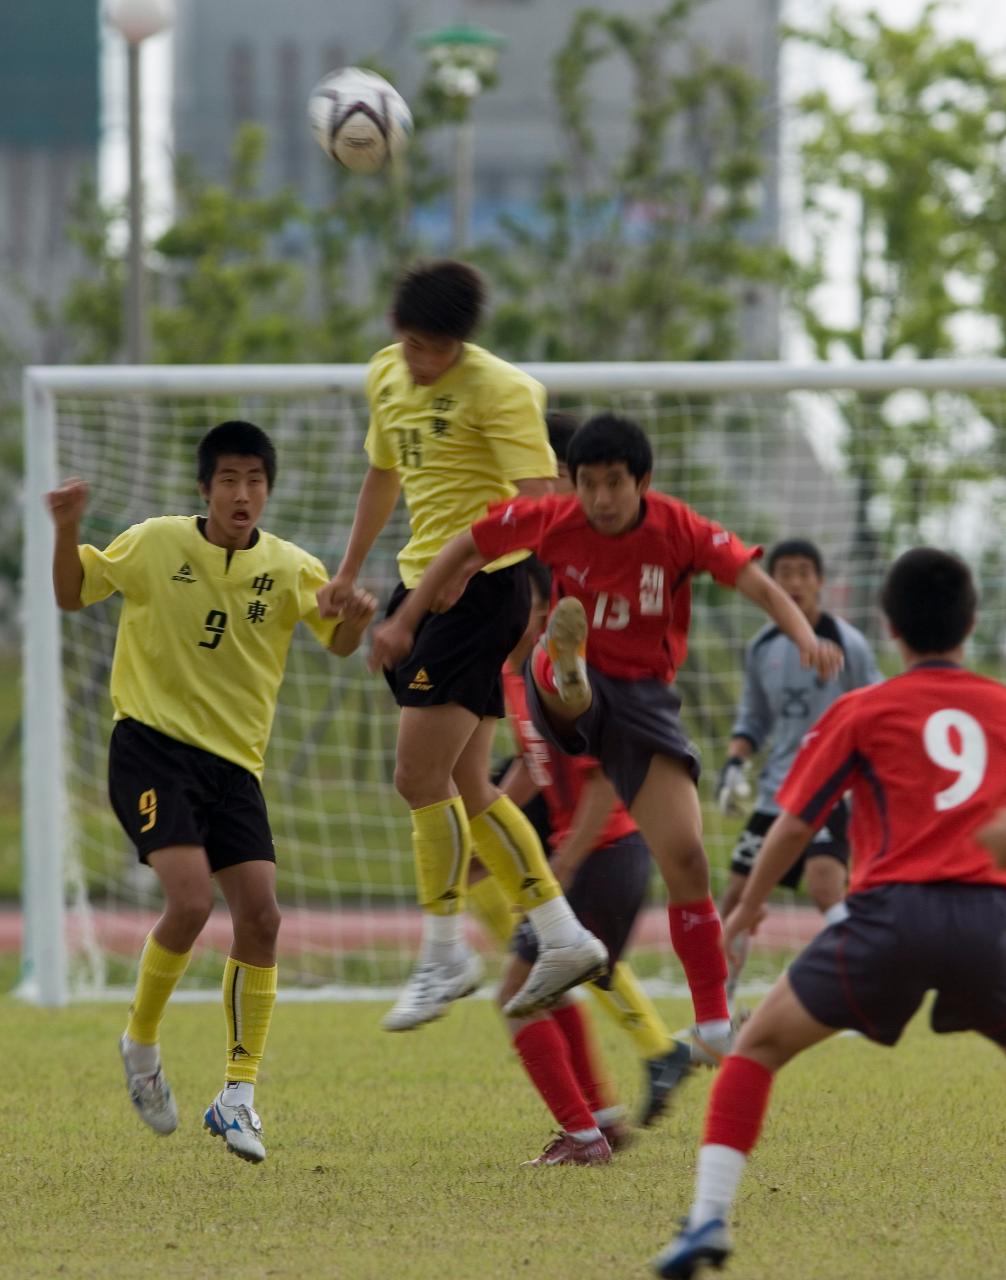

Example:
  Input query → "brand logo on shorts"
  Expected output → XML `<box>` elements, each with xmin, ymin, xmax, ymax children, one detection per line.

<box><xmin>172</xmin><ymin>562</ymin><xmax>197</xmax><ymax>583</ymax></box>
<box><xmin>409</xmin><ymin>666</ymin><xmax>434</xmax><ymax>691</ymax></box>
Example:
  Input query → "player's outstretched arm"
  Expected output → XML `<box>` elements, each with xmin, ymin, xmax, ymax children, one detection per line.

<box><xmin>368</xmin><ymin>530</ymin><xmax>489</xmax><ymax>672</ymax></box>
<box><xmin>724</xmin><ymin>810</ymin><xmax>814</xmax><ymax>953</ymax></box>
<box><xmin>317</xmin><ymin>465</ymin><xmax>400</xmax><ymax>618</ymax></box>
<box><xmin>546</xmin><ymin>768</ymin><xmax>619</xmax><ymax>891</ymax></box>
<box><xmin>328</xmin><ymin>586</ymin><xmax>379</xmax><ymax>658</ymax></box>
<box><xmin>45</xmin><ymin>477</ymin><xmax>89</xmax><ymax>611</ymax></box>
<box><xmin>735</xmin><ymin>561</ymin><xmax>844</xmax><ymax>682</ymax></box>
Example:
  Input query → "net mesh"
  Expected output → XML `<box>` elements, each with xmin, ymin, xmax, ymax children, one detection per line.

<box><xmin>42</xmin><ymin>377</ymin><xmax>1006</xmax><ymax>997</ymax></box>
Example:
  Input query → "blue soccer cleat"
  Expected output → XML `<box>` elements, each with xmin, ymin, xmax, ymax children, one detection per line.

<box><xmin>652</xmin><ymin>1217</ymin><xmax>732</xmax><ymax>1279</ymax></box>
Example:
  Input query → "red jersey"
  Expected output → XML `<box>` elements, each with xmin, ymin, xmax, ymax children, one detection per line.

<box><xmin>471</xmin><ymin>491</ymin><xmax>759</xmax><ymax>681</ymax></box>
<box><xmin>777</xmin><ymin>662</ymin><xmax>1006</xmax><ymax>894</ymax></box>
<box><xmin>502</xmin><ymin>665</ymin><xmax>636</xmax><ymax>849</ymax></box>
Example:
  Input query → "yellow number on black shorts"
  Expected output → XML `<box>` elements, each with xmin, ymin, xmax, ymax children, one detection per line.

<box><xmin>138</xmin><ymin>788</ymin><xmax>157</xmax><ymax>833</ymax></box>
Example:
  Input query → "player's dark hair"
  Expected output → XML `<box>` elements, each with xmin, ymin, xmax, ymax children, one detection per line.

<box><xmin>545</xmin><ymin>411</ymin><xmax>580</xmax><ymax>464</ymax></box>
<box><xmin>391</xmin><ymin>260</ymin><xmax>486</xmax><ymax>339</ymax></box>
<box><xmin>525</xmin><ymin>555</ymin><xmax>552</xmax><ymax>606</ymax></box>
<box><xmin>565</xmin><ymin>413</ymin><xmax>653</xmax><ymax>482</ymax></box>
<box><xmin>768</xmin><ymin>538</ymin><xmax>824</xmax><ymax>577</ymax></box>
<box><xmin>197</xmin><ymin>421</ymin><xmax>277</xmax><ymax>491</ymax></box>
<box><xmin>881</xmin><ymin>548</ymin><xmax>976</xmax><ymax>653</ymax></box>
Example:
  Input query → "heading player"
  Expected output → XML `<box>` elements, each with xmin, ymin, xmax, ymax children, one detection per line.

<box><xmin>317</xmin><ymin>261</ymin><xmax>603</xmax><ymax>1031</ymax></box>
<box><xmin>654</xmin><ymin>548</ymin><xmax>1006</xmax><ymax>1278</ymax></box>
<box><xmin>371</xmin><ymin>414</ymin><xmax>842</xmax><ymax>1058</ymax></box>
<box><xmin>47</xmin><ymin>421</ymin><xmax>375</xmax><ymax>1164</ymax></box>
<box><xmin>717</xmin><ymin>538</ymin><xmax>880</xmax><ymax>993</ymax></box>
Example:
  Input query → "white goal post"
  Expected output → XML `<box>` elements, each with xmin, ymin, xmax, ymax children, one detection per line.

<box><xmin>21</xmin><ymin>359</ymin><xmax>1006</xmax><ymax>1007</ymax></box>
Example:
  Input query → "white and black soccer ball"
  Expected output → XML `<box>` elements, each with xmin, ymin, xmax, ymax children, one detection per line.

<box><xmin>308</xmin><ymin>68</ymin><xmax>412</xmax><ymax>174</ymax></box>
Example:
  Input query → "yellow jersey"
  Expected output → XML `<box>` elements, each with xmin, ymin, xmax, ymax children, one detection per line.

<box><xmin>364</xmin><ymin>342</ymin><xmax>555</xmax><ymax>587</ymax></box>
<box><xmin>79</xmin><ymin>516</ymin><xmax>339</xmax><ymax>779</ymax></box>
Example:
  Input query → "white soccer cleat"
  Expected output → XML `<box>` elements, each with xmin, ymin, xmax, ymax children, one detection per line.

<box><xmin>203</xmin><ymin>1091</ymin><xmax>266</xmax><ymax>1163</ymax></box>
<box><xmin>119</xmin><ymin>1034</ymin><xmax>178</xmax><ymax>1136</ymax></box>
<box><xmin>544</xmin><ymin>597</ymin><xmax>591</xmax><ymax>712</ymax></box>
<box><xmin>380</xmin><ymin>950</ymin><xmax>485</xmax><ymax>1032</ymax></box>
<box><xmin>503</xmin><ymin>930</ymin><xmax>609</xmax><ymax>1018</ymax></box>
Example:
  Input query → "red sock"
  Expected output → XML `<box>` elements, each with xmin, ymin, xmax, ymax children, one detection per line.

<box><xmin>550</xmin><ymin>1002</ymin><xmax>613</xmax><ymax>1114</ymax></box>
<box><xmin>668</xmin><ymin>897</ymin><xmax>730</xmax><ymax>1024</ymax></box>
<box><xmin>703</xmin><ymin>1054</ymin><xmax>774</xmax><ymax>1153</ymax></box>
<box><xmin>514</xmin><ymin>1018</ymin><xmax>596</xmax><ymax>1133</ymax></box>
<box><xmin>531</xmin><ymin>643</ymin><xmax>558</xmax><ymax>694</ymax></box>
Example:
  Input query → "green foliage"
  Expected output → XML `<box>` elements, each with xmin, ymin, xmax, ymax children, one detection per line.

<box><xmin>477</xmin><ymin>0</ymin><xmax>786</xmax><ymax>362</ymax></box>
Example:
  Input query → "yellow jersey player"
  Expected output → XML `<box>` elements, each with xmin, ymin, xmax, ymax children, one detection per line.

<box><xmin>317</xmin><ymin>260</ymin><xmax>605</xmax><ymax>1031</ymax></box>
<box><xmin>46</xmin><ymin>420</ymin><xmax>376</xmax><ymax>1163</ymax></box>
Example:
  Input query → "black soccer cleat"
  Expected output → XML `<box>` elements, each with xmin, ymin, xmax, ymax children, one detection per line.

<box><xmin>638</xmin><ymin>1039</ymin><xmax>693</xmax><ymax>1127</ymax></box>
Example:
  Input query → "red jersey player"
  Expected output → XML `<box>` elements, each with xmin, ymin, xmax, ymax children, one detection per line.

<box><xmin>371</xmin><ymin>413</ymin><xmax>841</xmax><ymax>1074</ymax></box>
<box><xmin>654</xmin><ymin>547</ymin><xmax>1006</xmax><ymax>1279</ymax></box>
<box><xmin>494</xmin><ymin>558</ymin><xmax>655</xmax><ymax>1166</ymax></box>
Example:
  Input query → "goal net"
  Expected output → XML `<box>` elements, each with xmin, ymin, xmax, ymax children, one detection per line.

<box><xmin>21</xmin><ymin>361</ymin><xmax>1006</xmax><ymax>1004</ymax></box>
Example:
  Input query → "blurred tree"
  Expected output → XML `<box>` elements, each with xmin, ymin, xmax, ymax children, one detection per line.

<box><xmin>787</xmin><ymin>3</ymin><xmax>1006</xmax><ymax>619</ymax></box>
<box><xmin>476</xmin><ymin>0</ymin><xmax>786</xmax><ymax>362</ymax></box>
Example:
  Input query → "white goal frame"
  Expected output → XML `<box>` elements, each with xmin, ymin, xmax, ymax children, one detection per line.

<box><xmin>21</xmin><ymin>358</ymin><xmax>1006</xmax><ymax>1007</ymax></box>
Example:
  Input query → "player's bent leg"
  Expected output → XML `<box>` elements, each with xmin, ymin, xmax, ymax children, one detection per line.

<box><xmin>121</xmin><ymin>844</ymin><xmax>212</xmax><ymax>1137</ymax></box>
<box><xmin>653</xmin><ymin>975</ymin><xmax>835</xmax><ymax>1278</ymax></box>
<box><xmin>467</xmin><ymin>858</ymin><xmax>516</xmax><ymax>945</ymax></box>
<box><xmin>630</xmin><ymin>758</ymin><xmax>731</xmax><ymax>1060</ymax></box>
<box><xmin>500</xmin><ymin>958</ymin><xmax>612</xmax><ymax>1168</ymax></box>
<box><xmin>530</xmin><ymin>597</ymin><xmax>592</xmax><ymax>726</ymax></box>
<box><xmin>204</xmin><ymin>860</ymin><xmax>280</xmax><ymax>1163</ymax></box>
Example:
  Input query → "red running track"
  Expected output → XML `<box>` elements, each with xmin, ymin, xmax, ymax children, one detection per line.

<box><xmin>0</xmin><ymin>904</ymin><xmax>821</xmax><ymax>956</ymax></box>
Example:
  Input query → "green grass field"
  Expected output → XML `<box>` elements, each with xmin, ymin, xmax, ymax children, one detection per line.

<box><xmin>5</xmin><ymin>994</ymin><xmax>1005</xmax><ymax>1280</ymax></box>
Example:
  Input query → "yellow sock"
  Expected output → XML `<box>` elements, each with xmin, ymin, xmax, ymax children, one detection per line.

<box><xmin>469</xmin><ymin>795</ymin><xmax>562</xmax><ymax>913</ymax></box>
<box><xmin>125</xmin><ymin>933</ymin><xmax>192</xmax><ymax>1045</ymax></box>
<box><xmin>223</xmin><ymin>957</ymin><xmax>278</xmax><ymax>1085</ymax></box>
<box><xmin>589</xmin><ymin>962</ymin><xmax>673</xmax><ymax>1060</ymax></box>
<box><xmin>467</xmin><ymin>871</ymin><xmax>516</xmax><ymax>945</ymax></box>
<box><xmin>411</xmin><ymin>797</ymin><xmax>472</xmax><ymax>915</ymax></box>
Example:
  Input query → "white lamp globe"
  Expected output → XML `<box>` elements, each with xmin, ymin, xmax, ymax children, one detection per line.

<box><xmin>106</xmin><ymin>0</ymin><xmax>174</xmax><ymax>44</ymax></box>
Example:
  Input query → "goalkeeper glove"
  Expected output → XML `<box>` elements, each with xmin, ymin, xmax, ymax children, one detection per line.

<box><xmin>716</xmin><ymin>756</ymin><xmax>751</xmax><ymax>816</ymax></box>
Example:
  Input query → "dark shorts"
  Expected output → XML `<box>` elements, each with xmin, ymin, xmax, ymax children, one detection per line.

<box><xmin>383</xmin><ymin>563</ymin><xmax>531</xmax><ymax>719</ymax></box>
<box><xmin>788</xmin><ymin>882</ymin><xmax>1006</xmax><ymax>1047</ymax></box>
<box><xmin>525</xmin><ymin>666</ymin><xmax>700</xmax><ymax>809</ymax></box>
<box><xmin>511</xmin><ymin>831</ymin><xmax>652</xmax><ymax>987</ymax></box>
<box><xmin>108</xmin><ymin>719</ymin><xmax>276</xmax><ymax>872</ymax></box>
<box><xmin>731</xmin><ymin>803</ymin><xmax>849</xmax><ymax>890</ymax></box>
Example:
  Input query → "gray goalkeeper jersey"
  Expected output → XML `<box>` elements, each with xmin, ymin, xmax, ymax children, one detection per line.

<box><xmin>732</xmin><ymin>613</ymin><xmax>881</xmax><ymax>814</ymax></box>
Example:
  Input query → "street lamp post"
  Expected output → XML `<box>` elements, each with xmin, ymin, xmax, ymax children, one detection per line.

<box><xmin>105</xmin><ymin>0</ymin><xmax>174</xmax><ymax>363</ymax></box>
<box><xmin>416</xmin><ymin>25</ymin><xmax>505</xmax><ymax>251</ymax></box>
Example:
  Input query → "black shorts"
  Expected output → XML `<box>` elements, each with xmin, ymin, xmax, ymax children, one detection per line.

<box><xmin>511</xmin><ymin>831</ymin><xmax>652</xmax><ymax>988</ymax></box>
<box><xmin>730</xmin><ymin>803</ymin><xmax>849</xmax><ymax>890</ymax></box>
<box><xmin>788</xmin><ymin>882</ymin><xmax>1006</xmax><ymax>1047</ymax></box>
<box><xmin>383</xmin><ymin>563</ymin><xmax>531</xmax><ymax>719</ymax></box>
<box><xmin>525</xmin><ymin>666</ymin><xmax>700</xmax><ymax>809</ymax></box>
<box><xmin>108</xmin><ymin>719</ymin><xmax>276</xmax><ymax>872</ymax></box>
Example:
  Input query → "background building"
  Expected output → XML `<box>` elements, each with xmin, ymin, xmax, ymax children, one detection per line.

<box><xmin>0</xmin><ymin>2</ymin><xmax>100</xmax><ymax>363</ymax></box>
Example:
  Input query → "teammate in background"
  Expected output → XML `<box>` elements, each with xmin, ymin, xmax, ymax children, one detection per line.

<box><xmin>654</xmin><ymin>548</ymin><xmax>1006</xmax><ymax>1279</ymax></box>
<box><xmin>317</xmin><ymin>261</ymin><xmax>604</xmax><ymax>1032</ymax></box>
<box><xmin>371</xmin><ymin>415</ymin><xmax>842</xmax><ymax>1064</ymax></box>
<box><xmin>46</xmin><ymin>421</ymin><xmax>376</xmax><ymax>1164</ymax></box>
<box><xmin>468</xmin><ymin>413</ymin><xmax>693</xmax><ymax>1129</ymax></box>
<box><xmin>716</xmin><ymin>539</ymin><xmax>881</xmax><ymax>995</ymax></box>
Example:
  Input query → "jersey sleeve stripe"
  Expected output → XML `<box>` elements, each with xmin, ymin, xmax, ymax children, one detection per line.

<box><xmin>795</xmin><ymin>753</ymin><xmax>859</xmax><ymax>825</ymax></box>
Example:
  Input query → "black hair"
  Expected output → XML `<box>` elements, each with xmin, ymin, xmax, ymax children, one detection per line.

<box><xmin>391</xmin><ymin>259</ymin><xmax>486</xmax><ymax>339</ymax></box>
<box><xmin>880</xmin><ymin>547</ymin><xmax>976</xmax><ymax>653</ymax></box>
<box><xmin>545</xmin><ymin>411</ymin><xmax>580</xmax><ymax>464</ymax></box>
<box><xmin>565</xmin><ymin>413</ymin><xmax>653</xmax><ymax>482</ymax></box>
<box><xmin>768</xmin><ymin>538</ymin><xmax>824</xmax><ymax>577</ymax></box>
<box><xmin>525</xmin><ymin>555</ymin><xmax>552</xmax><ymax>606</ymax></box>
<box><xmin>197</xmin><ymin>421</ymin><xmax>277</xmax><ymax>491</ymax></box>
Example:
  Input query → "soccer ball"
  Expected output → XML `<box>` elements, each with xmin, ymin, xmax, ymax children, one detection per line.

<box><xmin>308</xmin><ymin>68</ymin><xmax>412</xmax><ymax>174</ymax></box>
